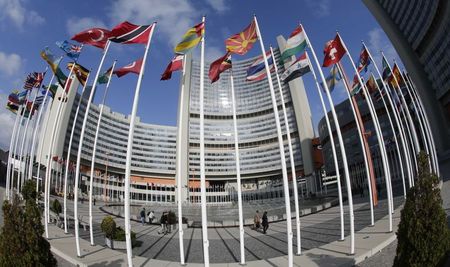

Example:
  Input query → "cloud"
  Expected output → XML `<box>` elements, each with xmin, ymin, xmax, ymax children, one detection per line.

<box><xmin>107</xmin><ymin>0</ymin><xmax>199</xmax><ymax>46</ymax></box>
<box><xmin>0</xmin><ymin>0</ymin><xmax>45</xmax><ymax>29</ymax></box>
<box><xmin>0</xmin><ymin>92</ymin><xmax>16</xmax><ymax>150</ymax></box>
<box><xmin>0</xmin><ymin>51</ymin><xmax>22</xmax><ymax>76</ymax></box>
<box><xmin>204</xmin><ymin>0</ymin><xmax>229</xmax><ymax>14</ymax></box>
<box><xmin>367</xmin><ymin>27</ymin><xmax>400</xmax><ymax>67</ymax></box>
<box><xmin>305</xmin><ymin>0</ymin><xmax>331</xmax><ymax>18</ymax></box>
<box><xmin>66</xmin><ymin>17</ymin><xmax>107</xmax><ymax>36</ymax></box>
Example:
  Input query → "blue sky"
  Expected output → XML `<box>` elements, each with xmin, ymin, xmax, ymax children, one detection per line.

<box><xmin>0</xmin><ymin>0</ymin><xmax>401</xmax><ymax>150</ymax></box>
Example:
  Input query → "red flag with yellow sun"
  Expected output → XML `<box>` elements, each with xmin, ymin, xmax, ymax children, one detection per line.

<box><xmin>225</xmin><ymin>20</ymin><xmax>258</xmax><ymax>55</ymax></box>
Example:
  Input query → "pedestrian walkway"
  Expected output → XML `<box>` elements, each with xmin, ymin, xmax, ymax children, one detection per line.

<box><xmin>48</xmin><ymin>200</ymin><xmax>402</xmax><ymax>266</ymax></box>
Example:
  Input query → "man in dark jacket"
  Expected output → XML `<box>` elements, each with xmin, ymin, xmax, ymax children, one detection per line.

<box><xmin>262</xmin><ymin>211</ymin><xmax>269</xmax><ymax>234</ymax></box>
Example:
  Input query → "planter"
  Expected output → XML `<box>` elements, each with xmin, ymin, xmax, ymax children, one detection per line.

<box><xmin>105</xmin><ymin>237</ymin><xmax>127</xmax><ymax>250</ymax></box>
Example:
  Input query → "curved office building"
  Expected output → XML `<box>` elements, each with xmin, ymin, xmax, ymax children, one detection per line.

<box><xmin>38</xmin><ymin>36</ymin><xmax>315</xmax><ymax>204</ymax></box>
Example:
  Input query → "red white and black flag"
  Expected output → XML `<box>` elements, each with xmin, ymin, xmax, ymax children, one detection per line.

<box><xmin>71</xmin><ymin>28</ymin><xmax>111</xmax><ymax>49</ymax></box>
<box><xmin>209</xmin><ymin>52</ymin><xmax>232</xmax><ymax>83</ymax></box>
<box><xmin>109</xmin><ymin>21</ymin><xmax>153</xmax><ymax>44</ymax></box>
<box><xmin>113</xmin><ymin>58</ymin><xmax>143</xmax><ymax>77</ymax></box>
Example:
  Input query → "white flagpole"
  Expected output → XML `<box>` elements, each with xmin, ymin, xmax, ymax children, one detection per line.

<box><xmin>398</xmin><ymin>69</ymin><xmax>432</xmax><ymax>171</ymax></box>
<box><xmin>270</xmin><ymin>46</ymin><xmax>303</xmax><ymax>254</ymax></box>
<box><xmin>363</xmin><ymin>45</ymin><xmax>414</xmax><ymax>189</ymax></box>
<box><xmin>197</xmin><ymin>16</ymin><xmax>210</xmax><ymax>267</ymax></box>
<box><xmin>62</xmin><ymin>71</ymin><xmax>91</xmax><ymax>233</ymax></box>
<box><xmin>123</xmin><ymin>23</ymin><xmax>156</xmax><ymax>267</ymax></box>
<box><xmin>11</xmin><ymin>91</ymin><xmax>30</xmax><ymax>194</ymax></box>
<box><xmin>305</xmin><ymin>52</ymin><xmax>347</xmax><ymax>233</ymax></box>
<box><xmin>334</xmin><ymin>63</ymin><xmax>375</xmax><ymax>227</ymax></box>
<box><xmin>229</xmin><ymin>58</ymin><xmax>245</xmax><ymax>264</ymax></box>
<box><xmin>371</xmin><ymin>73</ymin><xmax>407</xmax><ymax>198</ymax></box>
<box><xmin>403</xmin><ymin>72</ymin><xmax>440</xmax><ymax>176</ymax></box>
<box><xmin>5</xmin><ymin>103</ymin><xmax>24</xmax><ymax>200</ymax></box>
<box><xmin>28</xmin><ymin>74</ymin><xmax>54</xmax><ymax>186</ymax></box>
<box><xmin>302</xmin><ymin>25</ymin><xmax>355</xmax><ymax>254</ymax></box>
<box><xmin>254</xmin><ymin>16</ymin><xmax>293</xmax><ymax>265</ymax></box>
<box><xmin>44</xmin><ymin>61</ymin><xmax>78</xmax><ymax>238</ymax></box>
<box><xmin>74</xmin><ymin>41</ymin><xmax>110</xmax><ymax>257</ymax></box>
<box><xmin>176</xmin><ymin>54</ymin><xmax>187</xmax><ymax>265</ymax></box>
<box><xmin>88</xmin><ymin>60</ymin><xmax>116</xmax><ymax>245</ymax></box>
<box><xmin>338</xmin><ymin>34</ymin><xmax>394</xmax><ymax>225</ymax></box>
<box><xmin>18</xmin><ymin>88</ymin><xmax>40</xmax><ymax>190</ymax></box>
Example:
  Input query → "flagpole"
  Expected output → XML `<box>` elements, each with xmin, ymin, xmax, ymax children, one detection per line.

<box><xmin>88</xmin><ymin>60</ymin><xmax>116</xmax><ymax>245</ymax></box>
<box><xmin>62</xmin><ymin>71</ymin><xmax>91</xmax><ymax>233</ymax></box>
<box><xmin>17</xmin><ymin>87</ymin><xmax>40</xmax><ymax>190</ymax></box>
<box><xmin>363</xmin><ymin>45</ymin><xmax>414</xmax><ymax>189</ymax></box>
<box><xmin>302</xmin><ymin>25</ymin><xmax>355</xmax><ymax>254</ymax></box>
<box><xmin>10</xmin><ymin>91</ymin><xmax>30</xmax><ymax>194</ymax></box>
<box><xmin>44</xmin><ymin>61</ymin><xmax>78</xmax><ymax>238</ymax></box>
<box><xmin>229</xmin><ymin>57</ymin><xmax>245</xmax><ymax>264</ymax></box>
<box><xmin>270</xmin><ymin>46</ymin><xmax>303</xmax><ymax>254</ymax></box>
<box><xmin>305</xmin><ymin>52</ymin><xmax>347</xmax><ymax>233</ymax></box>
<box><xmin>197</xmin><ymin>15</ymin><xmax>210</xmax><ymax>267</ymax></box>
<box><xmin>5</xmin><ymin>103</ymin><xmax>24</xmax><ymax>200</ymax></box>
<box><xmin>398</xmin><ymin>68</ymin><xmax>432</xmax><ymax>171</ymax></box>
<box><xmin>73</xmin><ymin>41</ymin><xmax>109</xmax><ymax>257</ymax></box>
<box><xmin>176</xmin><ymin>54</ymin><xmax>187</xmax><ymax>265</ymax></box>
<box><xmin>254</xmin><ymin>16</ymin><xmax>293</xmax><ymax>265</ymax></box>
<box><xmin>123</xmin><ymin>23</ymin><xmax>156</xmax><ymax>267</ymax></box>
<box><xmin>371</xmin><ymin>73</ymin><xmax>407</xmax><ymax>198</ymax></box>
<box><xmin>403</xmin><ymin>72</ymin><xmax>439</xmax><ymax>176</ymax></box>
<box><xmin>338</xmin><ymin>33</ymin><xmax>394</xmax><ymax>223</ymax></box>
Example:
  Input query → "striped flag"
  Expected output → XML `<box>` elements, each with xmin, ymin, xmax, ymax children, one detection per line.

<box><xmin>246</xmin><ymin>51</ymin><xmax>274</xmax><ymax>81</ymax></box>
<box><xmin>24</xmin><ymin>72</ymin><xmax>45</xmax><ymax>90</ymax></box>
<box><xmin>280</xmin><ymin>53</ymin><xmax>310</xmax><ymax>83</ymax></box>
<box><xmin>174</xmin><ymin>22</ymin><xmax>205</xmax><ymax>54</ymax></box>
<box><xmin>109</xmin><ymin>21</ymin><xmax>153</xmax><ymax>44</ymax></box>
<box><xmin>280</xmin><ymin>26</ymin><xmax>307</xmax><ymax>62</ymax></box>
<box><xmin>67</xmin><ymin>62</ymin><xmax>89</xmax><ymax>86</ymax></box>
<box><xmin>209</xmin><ymin>52</ymin><xmax>231</xmax><ymax>83</ymax></box>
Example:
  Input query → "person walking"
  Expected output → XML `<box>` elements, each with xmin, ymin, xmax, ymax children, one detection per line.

<box><xmin>254</xmin><ymin>210</ymin><xmax>261</xmax><ymax>230</ymax></box>
<box><xmin>158</xmin><ymin>212</ymin><xmax>168</xmax><ymax>234</ymax></box>
<box><xmin>262</xmin><ymin>211</ymin><xmax>269</xmax><ymax>234</ymax></box>
<box><xmin>148</xmin><ymin>210</ymin><xmax>155</xmax><ymax>223</ymax></box>
<box><xmin>140</xmin><ymin>208</ymin><xmax>146</xmax><ymax>225</ymax></box>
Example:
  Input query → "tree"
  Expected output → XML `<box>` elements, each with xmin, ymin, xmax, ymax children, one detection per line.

<box><xmin>101</xmin><ymin>216</ymin><xmax>116</xmax><ymax>239</ymax></box>
<box><xmin>394</xmin><ymin>152</ymin><xmax>450</xmax><ymax>267</ymax></box>
<box><xmin>22</xmin><ymin>179</ymin><xmax>37</xmax><ymax>201</ymax></box>
<box><xmin>0</xmin><ymin>181</ymin><xmax>57</xmax><ymax>266</ymax></box>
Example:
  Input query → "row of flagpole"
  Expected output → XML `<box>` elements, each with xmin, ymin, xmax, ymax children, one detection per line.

<box><xmin>3</xmin><ymin>14</ymin><xmax>441</xmax><ymax>267</ymax></box>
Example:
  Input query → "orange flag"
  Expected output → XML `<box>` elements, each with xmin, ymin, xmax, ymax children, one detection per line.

<box><xmin>225</xmin><ymin>20</ymin><xmax>257</xmax><ymax>55</ymax></box>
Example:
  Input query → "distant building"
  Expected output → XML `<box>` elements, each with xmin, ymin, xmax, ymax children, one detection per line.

<box><xmin>363</xmin><ymin>0</ymin><xmax>450</xmax><ymax>173</ymax></box>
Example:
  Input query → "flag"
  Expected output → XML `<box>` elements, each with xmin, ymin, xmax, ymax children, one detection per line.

<box><xmin>321</xmin><ymin>64</ymin><xmax>342</xmax><ymax>92</ymax></box>
<box><xmin>71</xmin><ymin>28</ymin><xmax>111</xmax><ymax>49</ymax></box>
<box><xmin>109</xmin><ymin>21</ymin><xmax>152</xmax><ymax>44</ymax></box>
<box><xmin>356</xmin><ymin>46</ymin><xmax>370</xmax><ymax>74</ymax></box>
<box><xmin>42</xmin><ymin>84</ymin><xmax>58</xmax><ymax>99</ymax></box>
<box><xmin>24</xmin><ymin>72</ymin><xmax>45</xmax><ymax>90</ymax></box>
<box><xmin>40</xmin><ymin>47</ymin><xmax>67</xmax><ymax>87</ymax></box>
<box><xmin>391</xmin><ymin>63</ymin><xmax>404</xmax><ymax>88</ymax></box>
<box><xmin>280</xmin><ymin>26</ymin><xmax>307</xmax><ymax>62</ymax></box>
<box><xmin>35</xmin><ymin>88</ymin><xmax>47</xmax><ymax>106</ymax></box>
<box><xmin>113</xmin><ymin>58</ymin><xmax>143</xmax><ymax>77</ymax></box>
<box><xmin>67</xmin><ymin>62</ymin><xmax>89</xmax><ymax>86</ymax></box>
<box><xmin>246</xmin><ymin>51</ymin><xmax>274</xmax><ymax>81</ymax></box>
<box><xmin>8</xmin><ymin>91</ymin><xmax>20</xmax><ymax>104</ymax></box>
<box><xmin>98</xmin><ymin>66</ymin><xmax>113</xmax><ymax>84</ymax></box>
<box><xmin>6</xmin><ymin>101</ymin><xmax>19</xmax><ymax>113</ymax></box>
<box><xmin>281</xmin><ymin>53</ymin><xmax>310</xmax><ymax>83</ymax></box>
<box><xmin>161</xmin><ymin>54</ymin><xmax>184</xmax><ymax>81</ymax></box>
<box><xmin>350</xmin><ymin>81</ymin><xmax>362</xmax><ymax>96</ymax></box>
<box><xmin>56</xmin><ymin>40</ymin><xmax>82</xmax><ymax>60</ymax></box>
<box><xmin>52</xmin><ymin>156</ymin><xmax>59</xmax><ymax>162</ymax></box>
<box><xmin>361</xmin><ymin>75</ymin><xmax>377</xmax><ymax>99</ymax></box>
<box><xmin>322</xmin><ymin>35</ymin><xmax>346</xmax><ymax>67</ymax></box>
<box><xmin>209</xmin><ymin>52</ymin><xmax>232</xmax><ymax>83</ymax></box>
<box><xmin>174</xmin><ymin>22</ymin><xmax>205</xmax><ymax>54</ymax></box>
<box><xmin>225</xmin><ymin>20</ymin><xmax>257</xmax><ymax>55</ymax></box>
<box><xmin>382</xmin><ymin>56</ymin><xmax>391</xmax><ymax>82</ymax></box>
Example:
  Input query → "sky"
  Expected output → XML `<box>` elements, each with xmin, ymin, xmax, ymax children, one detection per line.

<box><xmin>0</xmin><ymin>0</ymin><xmax>402</xmax><ymax>150</ymax></box>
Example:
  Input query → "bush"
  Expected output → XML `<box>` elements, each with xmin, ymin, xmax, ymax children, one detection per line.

<box><xmin>51</xmin><ymin>199</ymin><xmax>62</xmax><ymax>215</ymax></box>
<box><xmin>101</xmin><ymin>216</ymin><xmax>116</xmax><ymax>239</ymax></box>
<box><xmin>21</xmin><ymin>180</ymin><xmax>37</xmax><ymax>202</ymax></box>
<box><xmin>113</xmin><ymin>226</ymin><xmax>136</xmax><ymax>242</ymax></box>
<box><xmin>394</xmin><ymin>152</ymin><xmax>450</xmax><ymax>267</ymax></box>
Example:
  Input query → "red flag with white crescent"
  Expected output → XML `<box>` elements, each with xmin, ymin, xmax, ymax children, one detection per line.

<box><xmin>71</xmin><ymin>28</ymin><xmax>111</xmax><ymax>49</ymax></box>
<box><xmin>113</xmin><ymin>58</ymin><xmax>143</xmax><ymax>77</ymax></box>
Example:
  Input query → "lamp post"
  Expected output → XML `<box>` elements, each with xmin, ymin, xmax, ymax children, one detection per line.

<box><xmin>104</xmin><ymin>151</ymin><xmax>109</xmax><ymax>202</ymax></box>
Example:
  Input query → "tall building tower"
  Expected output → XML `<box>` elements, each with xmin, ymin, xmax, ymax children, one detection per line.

<box><xmin>363</xmin><ymin>0</ymin><xmax>450</xmax><ymax>173</ymax></box>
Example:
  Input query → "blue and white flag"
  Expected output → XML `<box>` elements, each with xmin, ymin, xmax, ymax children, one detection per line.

<box><xmin>246</xmin><ymin>51</ymin><xmax>274</xmax><ymax>82</ymax></box>
<box><xmin>56</xmin><ymin>40</ymin><xmax>81</xmax><ymax>60</ymax></box>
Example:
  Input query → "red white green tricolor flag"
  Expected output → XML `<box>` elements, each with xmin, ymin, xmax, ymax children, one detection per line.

<box><xmin>280</xmin><ymin>26</ymin><xmax>307</xmax><ymax>63</ymax></box>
